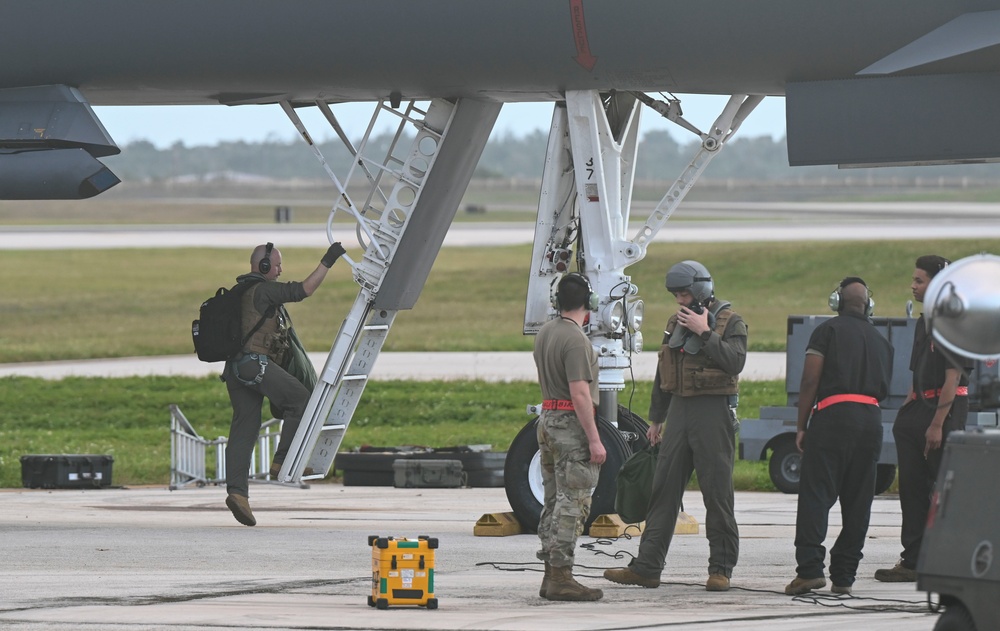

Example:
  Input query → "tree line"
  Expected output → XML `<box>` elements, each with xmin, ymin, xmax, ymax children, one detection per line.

<box><xmin>104</xmin><ymin>130</ymin><xmax>1000</xmax><ymax>185</ymax></box>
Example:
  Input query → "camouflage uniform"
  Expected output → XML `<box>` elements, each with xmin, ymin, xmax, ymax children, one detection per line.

<box><xmin>533</xmin><ymin>316</ymin><xmax>600</xmax><ymax>568</ymax></box>
<box><xmin>536</xmin><ymin>410</ymin><xmax>600</xmax><ymax>566</ymax></box>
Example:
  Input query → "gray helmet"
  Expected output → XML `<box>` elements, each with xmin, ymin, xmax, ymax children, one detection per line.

<box><xmin>665</xmin><ymin>260</ymin><xmax>714</xmax><ymax>304</ymax></box>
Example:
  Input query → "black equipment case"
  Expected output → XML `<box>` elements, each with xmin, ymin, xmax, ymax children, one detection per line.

<box><xmin>20</xmin><ymin>454</ymin><xmax>114</xmax><ymax>489</ymax></box>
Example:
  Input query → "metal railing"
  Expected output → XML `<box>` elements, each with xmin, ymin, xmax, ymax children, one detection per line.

<box><xmin>169</xmin><ymin>404</ymin><xmax>286</xmax><ymax>490</ymax></box>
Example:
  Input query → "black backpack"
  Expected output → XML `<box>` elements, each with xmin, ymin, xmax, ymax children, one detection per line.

<box><xmin>191</xmin><ymin>279</ymin><xmax>268</xmax><ymax>363</ymax></box>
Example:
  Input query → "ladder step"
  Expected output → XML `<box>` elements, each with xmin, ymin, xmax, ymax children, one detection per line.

<box><xmin>342</xmin><ymin>374</ymin><xmax>368</xmax><ymax>382</ymax></box>
<box><xmin>363</xmin><ymin>324</ymin><xmax>390</xmax><ymax>331</ymax></box>
<box><xmin>321</xmin><ymin>424</ymin><xmax>347</xmax><ymax>432</ymax></box>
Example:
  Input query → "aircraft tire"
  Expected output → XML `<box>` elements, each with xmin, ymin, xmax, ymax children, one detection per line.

<box><xmin>504</xmin><ymin>415</ymin><xmax>632</xmax><ymax>534</ymax></box>
<box><xmin>613</xmin><ymin>406</ymin><xmax>650</xmax><ymax>453</ymax></box>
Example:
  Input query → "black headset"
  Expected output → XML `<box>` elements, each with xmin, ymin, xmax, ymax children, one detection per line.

<box><xmin>555</xmin><ymin>273</ymin><xmax>599</xmax><ymax>312</ymax></box>
<box><xmin>829</xmin><ymin>276</ymin><xmax>874</xmax><ymax>317</ymax></box>
<box><xmin>258</xmin><ymin>242</ymin><xmax>274</xmax><ymax>274</ymax></box>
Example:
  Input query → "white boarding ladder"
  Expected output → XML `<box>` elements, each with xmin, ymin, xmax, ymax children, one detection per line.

<box><xmin>274</xmin><ymin>97</ymin><xmax>501</xmax><ymax>484</ymax></box>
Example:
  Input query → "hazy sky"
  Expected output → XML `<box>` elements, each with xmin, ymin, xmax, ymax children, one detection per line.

<box><xmin>93</xmin><ymin>94</ymin><xmax>787</xmax><ymax>149</ymax></box>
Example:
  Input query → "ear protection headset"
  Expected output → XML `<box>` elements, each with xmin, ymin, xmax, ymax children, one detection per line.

<box><xmin>829</xmin><ymin>276</ymin><xmax>874</xmax><ymax>317</ymax></box>
<box><xmin>554</xmin><ymin>273</ymin><xmax>600</xmax><ymax>312</ymax></box>
<box><xmin>258</xmin><ymin>242</ymin><xmax>274</xmax><ymax>274</ymax></box>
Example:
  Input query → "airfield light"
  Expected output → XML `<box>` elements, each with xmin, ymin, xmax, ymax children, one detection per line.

<box><xmin>630</xmin><ymin>331</ymin><xmax>644</xmax><ymax>354</ymax></box>
<box><xmin>627</xmin><ymin>299</ymin><xmax>644</xmax><ymax>331</ymax></box>
<box><xmin>601</xmin><ymin>301</ymin><xmax>625</xmax><ymax>334</ymax></box>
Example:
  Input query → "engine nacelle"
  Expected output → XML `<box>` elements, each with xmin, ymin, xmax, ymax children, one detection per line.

<box><xmin>0</xmin><ymin>84</ymin><xmax>120</xmax><ymax>199</ymax></box>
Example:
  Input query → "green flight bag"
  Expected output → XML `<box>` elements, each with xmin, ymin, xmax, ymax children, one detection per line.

<box><xmin>614</xmin><ymin>443</ymin><xmax>658</xmax><ymax>524</ymax></box>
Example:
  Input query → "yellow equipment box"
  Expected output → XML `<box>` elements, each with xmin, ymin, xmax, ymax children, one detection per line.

<box><xmin>368</xmin><ymin>535</ymin><xmax>438</xmax><ymax>609</ymax></box>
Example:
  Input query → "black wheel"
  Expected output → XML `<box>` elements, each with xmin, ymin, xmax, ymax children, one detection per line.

<box><xmin>768</xmin><ymin>435</ymin><xmax>801</xmax><ymax>494</ymax></box>
<box><xmin>367</xmin><ymin>595</ymin><xmax>375</xmax><ymax>607</ymax></box>
<box><xmin>376</xmin><ymin>598</ymin><xmax>389</xmax><ymax>610</ymax></box>
<box><xmin>874</xmin><ymin>464</ymin><xmax>897</xmax><ymax>495</ymax></box>
<box><xmin>934</xmin><ymin>602</ymin><xmax>977</xmax><ymax>631</ymax></box>
<box><xmin>504</xmin><ymin>415</ymin><xmax>633</xmax><ymax>533</ymax></box>
<box><xmin>611</xmin><ymin>406</ymin><xmax>650</xmax><ymax>453</ymax></box>
<box><xmin>426</xmin><ymin>598</ymin><xmax>438</xmax><ymax>610</ymax></box>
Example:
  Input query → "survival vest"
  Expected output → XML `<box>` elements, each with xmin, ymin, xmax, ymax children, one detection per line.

<box><xmin>191</xmin><ymin>278</ymin><xmax>268</xmax><ymax>363</ymax></box>
<box><xmin>240</xmin><ymin>284</ymin><xmax>290</xmax><ymax>366</ymax></box>
<box><xmin>657</xmin><ymin>301</ymin><xmax>741</xmax><ymax>396</ymax></box>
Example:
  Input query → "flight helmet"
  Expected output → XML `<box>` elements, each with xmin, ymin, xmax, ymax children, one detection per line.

<box><xmin>666</xmin><ymin>260</ymin><xmax>714</xmax><ymax>305</ymax></box>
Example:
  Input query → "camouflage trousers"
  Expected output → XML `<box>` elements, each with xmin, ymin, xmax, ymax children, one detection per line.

<box><xmin>535</xmin><ymin>410</ymin><xmax>600</xmax><ymax>568</ymax></box>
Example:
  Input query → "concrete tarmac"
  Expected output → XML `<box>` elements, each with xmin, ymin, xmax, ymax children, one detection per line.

<box><xmin>0</xmin><ymin>484</ymin><xmax>936</xmax><ymax>631</ymax></box>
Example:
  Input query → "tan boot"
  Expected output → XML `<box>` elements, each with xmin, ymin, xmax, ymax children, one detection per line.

<box><xmin>225</xmin><ymin>493</ymin><xmax>256</xmax><ymax>526</ymax></box>
<box><xmin>784</xmin><ymin>575</ymin><xmax>825</xmax><ymax>595</ymax></box>
<box><xmin>539</xmin><ymin>562</ymin><xmax>551</xmax><ymax>598</ymax></box>
<box><xmin>706</xmin><ymin>573</ymin><xmax>730</xmax><ymax>591</ymax></box>
<box><xmin>544</xmin><ymin>565</ymin><xmax>603</xmax><ymax>601</ymax></box>
<box><xmin>603</xmin><ymin>566</ymin><xmax>660</xmax><ymax>588</ymax></box>
<box><xmin>874</xmin><ymin>561</ymin><xmax>916</xmax><ymax>582</ymax></box>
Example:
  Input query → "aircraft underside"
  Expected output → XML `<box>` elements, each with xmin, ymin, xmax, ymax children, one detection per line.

<box><xmin>3</xmin><ymin>2</ymin><xmax>1000</xmax><ymax>197</ymax></box>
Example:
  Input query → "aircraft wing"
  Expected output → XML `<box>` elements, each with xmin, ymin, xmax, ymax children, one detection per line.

<box><xmin>0</xmin><ymin>1</ymin><xmax>999</xmax><ymax>198</ymax></box>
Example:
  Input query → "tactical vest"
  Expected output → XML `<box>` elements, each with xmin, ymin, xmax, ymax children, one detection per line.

<box><xmin>657</xmin><ymin>305</ymin><xmax>739</xmax><ymax>396</ymax></box>
<box><xmin>241</xmin><ymin>284</ymin><xmax>290</xmax><ymax>366</ymax></box>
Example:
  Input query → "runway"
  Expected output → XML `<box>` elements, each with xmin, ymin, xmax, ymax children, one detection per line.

<box><xmin>5</xmin><ymin>200</ymin><xmax>1000</xmax><ymax>249</ymax></box>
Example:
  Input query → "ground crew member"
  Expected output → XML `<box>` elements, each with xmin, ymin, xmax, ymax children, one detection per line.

<box><xmin>533</xmin><ymin>272</ymin><xmax>607</xmax><ymax>602</ymax></box>
<box><xmin>224</xmin><ymin>241</ymin><xmax>345</xmax><ymax>527</ymax></box>
<box><xmin>876</xmin><ymin>255</ymin><xmax>971</xmax><ymax>582</ymax></box>
<box><xmin>785</xmin><ymin>277</ymin><xmax>893</xmax><ymax>595</ymax></box>
<box><xmin>604</xmin><ymin>260</ymin><xmax>747</xmax><ymax>592</ymax></box>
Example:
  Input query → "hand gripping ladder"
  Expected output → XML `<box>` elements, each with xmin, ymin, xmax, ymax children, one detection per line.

<box><xmin>274</xmin><ymin>97</ymin><xmax>501</xmax><ymax>483</ymax></box>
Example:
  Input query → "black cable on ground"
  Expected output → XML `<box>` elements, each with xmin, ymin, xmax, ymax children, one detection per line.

<box><xmin>476</xmin><ymin>532</ymin><xmax>933</xmax><ymax>617</ymax></box>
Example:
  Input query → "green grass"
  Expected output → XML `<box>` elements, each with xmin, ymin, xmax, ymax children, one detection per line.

<box><xmin>3</xmin><ymin>238</ymin><xmax>998</xmax><ymax>362</ymax></box>
<box><xmin>4</xmin><ymin>236</ymin><xmax>989</xmax><ymax>491</ymax></box>
<box><xmin>0</xmin><ymin>375</ymin><xmax>785</xmax><ymax>489</ymax></box>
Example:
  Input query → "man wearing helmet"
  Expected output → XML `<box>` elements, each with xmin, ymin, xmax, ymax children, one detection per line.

<box><xmin>604</xmin><ymin>260</ymin><xmax>747</xmax><ymax>592</ymax></box>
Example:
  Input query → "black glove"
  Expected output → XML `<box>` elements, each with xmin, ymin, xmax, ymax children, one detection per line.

<box><xmin>321</xmin><ymin>242</ymin><xmax>346</xmax><ymax>268</ymax></box>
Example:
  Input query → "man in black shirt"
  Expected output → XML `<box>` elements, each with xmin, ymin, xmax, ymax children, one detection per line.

<box><xmin>785</xmin><ymin>277</ymin><xmax>893</xmax><ymax>596</ymax></box>
<box><xmin>875</xmin><ymin>255</ymin><xmax>971</xmax><ymax>582</ymax></box>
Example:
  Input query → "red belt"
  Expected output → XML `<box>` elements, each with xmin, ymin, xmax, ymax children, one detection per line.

<box><xmin>915</xmin><ymin>386</ymin><xmax>969</xmax><ymax>400</ymax></box>
<box><xmin>542</xmin><ymin>399</ymin><xmax>576</xmax><ymax>411</ymax></box>
<box><xmin>813</xmin><ymin>394</ymin><xmax>880</xmax><ymax>411</ymax></box>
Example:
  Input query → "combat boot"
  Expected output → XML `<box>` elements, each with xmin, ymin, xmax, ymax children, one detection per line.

<box><xmin>225</xmin><ymin>493</ymin><xmax>256</xmax><ymax>527</ymax></box>
<box><xmin>539</xmin><ymin>562</ymin><xmax>551</xmax><ymax>598</ymax></box>
<box><xmin>874</xmin><ymin>561</ymin><xmax>916</xmax><ymax>582</ymax></box>
<box><xmin>544</xmin><ymin>565</ymin><xmax>603</xmax><ymax>601</ymax></box>
<box><xmin>603</xmin><ymin>566</ymin><xmax>661</xmax><ymax>588</ymax></box>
